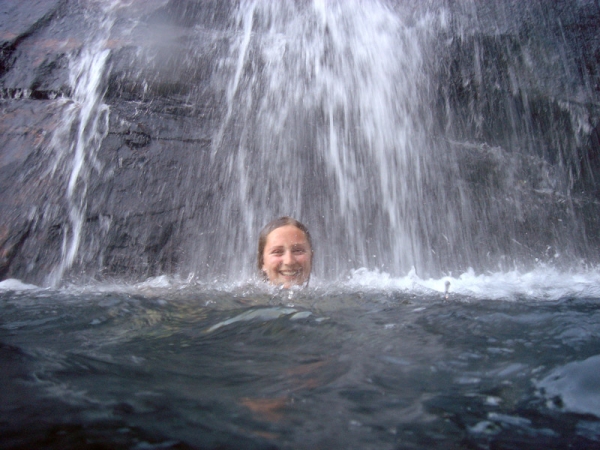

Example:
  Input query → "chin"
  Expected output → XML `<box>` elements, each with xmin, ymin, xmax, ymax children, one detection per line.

<box><xmin>280</xmin><ymin>278</ymin><xmax>308</xmax><ymax>289</ymax></box>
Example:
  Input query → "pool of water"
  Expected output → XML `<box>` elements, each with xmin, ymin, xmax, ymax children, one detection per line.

<box><xmin>2</xmin><ymin>269</ymin><xmax>600</xmax><ymax>449</ymax></box>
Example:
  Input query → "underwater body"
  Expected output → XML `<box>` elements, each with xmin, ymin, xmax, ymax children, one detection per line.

<box><xmin>1</xmin><ymin>0</ymin><xmax>600</xmax><ymax>448</ymax></box>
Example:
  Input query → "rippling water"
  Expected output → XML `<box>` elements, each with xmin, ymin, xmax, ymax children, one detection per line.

<box><xmin>2</xmin><ymin>269</ymin><xmax>600</xmax><ymax>449</ymax></box>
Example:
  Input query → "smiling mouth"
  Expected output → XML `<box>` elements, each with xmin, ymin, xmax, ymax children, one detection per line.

<box><xmin>279</xmin><ymin>270</ymin><xmax>301</xmax><ymax>277</ymax></box>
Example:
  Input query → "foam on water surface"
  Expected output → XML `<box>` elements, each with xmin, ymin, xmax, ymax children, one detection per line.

<box><xmin>0</xmin><ymin>279</ymin><xmax>40</xmax><ymax>291</ymax></box>
<box><xmin>4</xmin><ymin>265</ymin><xmax>600</xmax><ymax>303</ymax></box>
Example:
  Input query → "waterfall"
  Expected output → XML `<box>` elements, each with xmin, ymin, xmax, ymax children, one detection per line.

<box><xmin>0</xmin><ymin>0</ymin><xmax>597</xmax><ymax>285</ymax></box>
<box><xmin>201</xmin><ymin>0</ymin><xmax>451</xmax><ymax>279</ymax></box>
<box><xmin>195</xmin><ymin>0</ymin><xmax>599</xmax><ymax>280</ymax></box>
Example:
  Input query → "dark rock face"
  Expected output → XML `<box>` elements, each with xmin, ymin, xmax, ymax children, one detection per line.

<box><xmin>0</xmin><ymin>0</ymin><xmax>599</xmax><ymax>285</ymax></box>
<box><xmin>0</xmin><ymin>0</ymin><xmax>230</xmax><ymax>284</ymax></box>
<box><xmin>432</xmin><ymin>1</ymin><xmax>600</xmax><ymax>268</ymax></box>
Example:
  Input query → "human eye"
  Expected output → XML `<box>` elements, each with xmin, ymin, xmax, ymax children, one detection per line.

<box><xmin>270</xmin><ymin>248</ymin><xmax>284</xmax><ymax>256</ymax></box>
<box><xmin>292</xmin><ymin>246</ymin><xmax>307</xmax><ymax>254</ymax></box>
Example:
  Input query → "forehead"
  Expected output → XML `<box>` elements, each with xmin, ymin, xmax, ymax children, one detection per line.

<box><xmin>265</xmin><ymin>225</ymin><xmax>309</xmax><ymax>247</ymax></box>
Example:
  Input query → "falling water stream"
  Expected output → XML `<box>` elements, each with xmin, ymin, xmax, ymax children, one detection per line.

<box><xmin>45</xmin><ymin>1</ymin><xmax>119</xmax><ymax>285</ymax></box>
<box><xmin>207</xmin><ymin>1</ymin><xmax>445</xmax><ymax>278</ymax></box>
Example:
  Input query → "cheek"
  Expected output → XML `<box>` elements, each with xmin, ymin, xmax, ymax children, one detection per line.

<box><xmin>298</xmin><ymin>255</ymin><xmax>311</xmax><ymax>267</ymax></box>
<box><xmin>263</xmin><ymin>256</ymin><xmax>280</xmax><ymax>269</ymax></box>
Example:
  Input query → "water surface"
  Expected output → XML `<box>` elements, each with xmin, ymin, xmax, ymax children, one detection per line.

<box><xmin>2</xmin><ymin>269</ymin><xmax>600</xmax><ymax>449</ymax></box>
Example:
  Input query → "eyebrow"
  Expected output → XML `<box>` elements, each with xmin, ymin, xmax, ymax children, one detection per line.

<box><xmin>267</xmin><ymin>243</ymin><xmax>308</xmax><ymax>250</ymax></box>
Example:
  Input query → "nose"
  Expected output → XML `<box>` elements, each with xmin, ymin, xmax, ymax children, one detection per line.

<box><xmin>283</xmin><ymin>250</ymin><xmax>296</xmax><ymax>265</ymax></box>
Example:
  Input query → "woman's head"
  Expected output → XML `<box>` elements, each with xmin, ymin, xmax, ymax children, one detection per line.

<box><xmin>258</xmin><ymin>217</ymin><xmax>313</xmax><ymax>287</ymax></box>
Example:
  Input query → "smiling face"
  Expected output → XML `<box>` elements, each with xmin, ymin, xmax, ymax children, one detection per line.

<box><xmin>261</xmin><ymin>225</ymin><xmax>312</xmax><ymax>288</ymax></box>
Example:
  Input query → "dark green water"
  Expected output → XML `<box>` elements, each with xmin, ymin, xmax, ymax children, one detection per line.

<box><xmin>1</xmin><ymin>278</ymin><xmax>600</xmax><ymax>449</ymax></box>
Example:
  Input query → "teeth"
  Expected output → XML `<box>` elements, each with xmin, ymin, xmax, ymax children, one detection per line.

<box><xmin>280</xmin><ymin>271</ymin><xmax>299</xmax><ymax>276</ymax></box>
